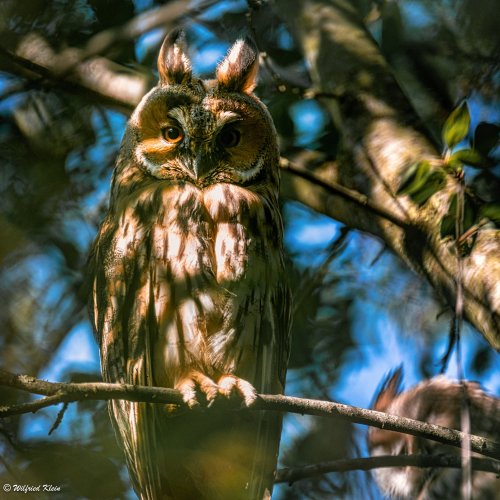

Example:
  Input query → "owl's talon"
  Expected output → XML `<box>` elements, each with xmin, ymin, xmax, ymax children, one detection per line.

<box><xmin>218</xmin><ymin>375</ymin><xmax>257</xmax><ymax>407</ymax></box>
<box><xmin>187</xmin><ymin>398</ymin><xmax>202</xmax><ymax>410</ymax></box>
<box><xmin>175</xmin><ymin>370</ymin><xmax>219</xmax><ymax>408</ymax></box>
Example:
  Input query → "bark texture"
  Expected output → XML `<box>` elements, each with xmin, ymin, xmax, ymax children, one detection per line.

<box><xmin>274</xmin><ymin>0</ymin><xmax>500</xmax><ymax>349</ymax></box>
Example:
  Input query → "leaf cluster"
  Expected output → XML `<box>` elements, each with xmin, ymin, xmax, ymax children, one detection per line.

<box><xmin>397</xmin><ymin>101</ymin><xmax>500</xmax><ymax>241</ymax></box>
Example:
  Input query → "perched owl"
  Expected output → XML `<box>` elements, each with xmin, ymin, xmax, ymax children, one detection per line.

<box><xmin>88</xmin><ymin>31</ymin><xmax>290</xmax><ymax>499</ymax></box>
<box><xmin>368</xmin><ymin>368</ymin><xmax>500</xmax><ymax>499</ymax></box>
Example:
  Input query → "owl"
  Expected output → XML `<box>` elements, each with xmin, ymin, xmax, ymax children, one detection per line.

<box><xmin>88</xmin><ymin>31</ymin><xmax>291</xmax><ymax>499</ymax></box>
<box><xmin>368</xmin><ymin>368</ymin><xmax>500</xmax><ymax>499</ymax></box>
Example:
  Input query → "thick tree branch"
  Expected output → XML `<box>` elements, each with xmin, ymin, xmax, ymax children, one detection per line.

<box><xmin>0</xmin><ymin>1</ymin><xmax>216</xmax><ymax>112</ymax></box>
<box><xmin>275</xmin><ymin>454</ymin><xmax>500</xmax><ymax>484</ymax></box>
<box><xmin>274</xmin><ymin>0</ymin><xmax>500</xmax><ymax>349</ymax></box>
<box><xmin>1</xmin><ymin>370</ymin><xmax>499</xmax><ymax>461</ymax></box>
<box><xmin>0</xmin><ymin>42</ymin><xmax>147</xmax><ymax>113</ymax></box>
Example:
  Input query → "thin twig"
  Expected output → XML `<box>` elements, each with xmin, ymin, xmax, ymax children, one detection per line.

<box><xmin>455</xmin><ymin>175</ymin><xmax>472</xmax><ymax>500</ymax></box>
<box><xmin>48</xmin><ymin>402</ymin><xmax>69</xmax><ymax>436</ymax></box>
<box><xmin>280</xmin><ymin>157</ymin><xmax>409</xmax><ymax>229</ymax></box>
<box><xmin>275</xmin><ymin>454</ymin><xmax>500</xmax><ymax>484</ymax></box>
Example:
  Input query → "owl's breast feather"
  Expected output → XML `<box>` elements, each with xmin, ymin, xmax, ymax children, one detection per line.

<box><xmin>201</xmin><ymin>183</ymin><xmax>266</xmax><ymax>283</ymax></box>
<box><xmin>132</xmin><ymin>181</ymin><xmax>280</xmax><ymax>380</ymax></box>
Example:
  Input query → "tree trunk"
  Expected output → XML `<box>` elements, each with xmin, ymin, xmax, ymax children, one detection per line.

<box><xmin>274</xmin><ymin>0</ymin><xmax>500</xmax><ymax>349</ymax></box>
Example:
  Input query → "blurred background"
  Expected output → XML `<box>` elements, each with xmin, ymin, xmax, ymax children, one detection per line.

<box><xmin>0</xmin><ymin>0</ymin><xmax>499</xmax><ymax>498</ymax></box>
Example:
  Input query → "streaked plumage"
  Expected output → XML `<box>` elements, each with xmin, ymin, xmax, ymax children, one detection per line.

<box><xmin>368</xmin><ymin>368</ymin><xmax>500</xmax><ymax>499</ymax></box>
<box><xmin>88</xmin><ymin>32</ymin><xmax>290</xmax><ymax>499</ymax></box>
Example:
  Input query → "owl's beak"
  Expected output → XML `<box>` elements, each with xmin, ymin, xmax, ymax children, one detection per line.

<box><xmin>192</xmin><ymin>154</ymin><xmax>207</xmax><ymax>179</ymax></box>
<box><xmin>190</xmin><ymin>143</ymin><xmax>212</xmax><ymax>180</ymax></box>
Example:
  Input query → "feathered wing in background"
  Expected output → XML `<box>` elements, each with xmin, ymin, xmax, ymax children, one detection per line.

<box><xmin>368</xmin><ymin>368</ymin><xmax>500</xmax><ymax>499</ymax></box>
<box><xmin>88</xmin><ymin>31</ymin><xmax>291</xmax><ymax>499</ymax></box>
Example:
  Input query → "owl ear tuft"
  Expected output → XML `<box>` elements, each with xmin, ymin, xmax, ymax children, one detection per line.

<box><xmin>371</xmin><ymin>365</ymin><xmax>404</xmax><ymax>412</ymax></box>
<box><xmin>216</xmin><ymin>37</ymin><xmax>259</xmax><ymax>94</ymax></box>
<box><xmin>158</xmin><ymin>29</ymin><xmax>192</xmax><ymax>86</ymax></box>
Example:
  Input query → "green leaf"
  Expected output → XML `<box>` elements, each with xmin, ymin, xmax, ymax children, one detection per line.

<box><xmin>410</xmin><ymin>169</ymin><xmax>446</xmax><ymax>205</ymax></box>
<box><xmin>442</xmin><ymin>102</ymin><xmax>470</xmax><ymax>149</ymax></box>
<box><xmin>397</xmin><ymin>161</ymin><xmax>448</xmax><ymax>205</ymax></box>
<box><xmin>480</xmin><ymin>203</ymin><xmax>500</xmax><ymax>225</ymax></box>
<box><xmin>449</xmin><ymin>148</ymin><xmax>486</xmax><ymax>168</ymax></box>
<box><xmin>397</xmin><ymin>161</ymin><xmax>431</xmax><ymax>195</ymax></box>
<box><xmin>446</xmin><ymin>160</ymin><xmax>463</xmax><ymax>173</ymax></box>
<box><xmin>474</xmin><ymin>122</ymin><xmax>500</xmax><ymax>156</ymax></box>
<box><xmin>440</xmin><ymin>194</ymin><xmax>457</xmax><ymax>238</ymax></box>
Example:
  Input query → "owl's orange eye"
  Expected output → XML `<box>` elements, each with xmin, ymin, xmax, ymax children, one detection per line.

<box><xmin>218</xmin><ymin>125</ymin><xmax>241</xmax><ymax>148</ymax></box>
<box><xmin>162</xmin><ymin>126</ymin><xmax>184</xmax><ymax>143</ymax></box>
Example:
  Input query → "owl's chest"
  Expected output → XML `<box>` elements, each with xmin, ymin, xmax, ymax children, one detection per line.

<box><xmin>103</xmin><ymin>181</ymin><xmax>280</xmax><ymax>379</ymax></box>
<box><xmin>120</xmin><ymin>181</ymin><xmax>269</xmax><ymax>286</ymax></box>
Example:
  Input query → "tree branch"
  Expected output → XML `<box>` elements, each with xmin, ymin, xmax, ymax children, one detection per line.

<box><xmin>0</xmin><ymin>1</ymin><xmax>217</xmax><ymax>112</ymax></box>
<box><xmin>0</xmin><ymin>42</ymin><xmax>147</xmax><ymax>113</ymax></box>
<box><xmin>275</xmin><ymin>0</ymin><xmax>500</xmax><ymax>349</ymax></box>
<box><xmin>280</xmin><ymin>157</ymin><xmax>409</xmax><ymax>229</ymax></box>
<box><xmin>275</xmin><ymin>454</ymin><xmax>500</xmax><ymax>484</ymax></box>
<box><xmin>1</xmin><ymin>369</ymin><xmax>499</xmax><ymax>461</ymax></box>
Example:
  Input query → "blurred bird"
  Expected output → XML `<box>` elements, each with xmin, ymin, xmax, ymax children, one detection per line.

<box><xmin>368</xmin><ymin>368</ymin><xmax>500</xmax><ymax>499</ymax></box>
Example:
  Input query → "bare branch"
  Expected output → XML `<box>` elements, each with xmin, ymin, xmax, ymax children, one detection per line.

<box><xmin>1</xmin><ymin>369</ymin><xmax>499</xmax><ymax>461</ymax></box>
<box><xmin>0</xmin><ymin>41</ymin><xmax>148</xmax><ymax>113</ymax></box>
<box><xmin>280</xmin><ymin>157</ymin><xmax>409</xmax><ymax>229</ymax></box>
<box><xmin>0</xmin><ymin>1</ymin><xmax>217</xmax><ymax>111</ymax></box>
<box><xmin>275</xmin><ymin>454</ymin><xmax>500</xmax><ymax>484</ymax></box>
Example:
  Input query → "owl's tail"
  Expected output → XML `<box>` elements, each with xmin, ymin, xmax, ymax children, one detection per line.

<box><xmin>109</xmin><ymin>398</ymin><xmax>282</xmax><ymax>500</ymax></box>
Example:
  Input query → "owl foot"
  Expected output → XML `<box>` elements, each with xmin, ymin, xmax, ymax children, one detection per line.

<box><xmin>175</xmin><ymin>370</ymin><xmax>219</xmax><ymax>409</ymax></box>
<box><xmin>218</xmin><ymin>375</ymin><xmax>257</xmax><ymax>407</ymax></box>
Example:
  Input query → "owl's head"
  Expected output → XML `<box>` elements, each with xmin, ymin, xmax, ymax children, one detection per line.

<box><xmin>123</xmin><ymin>31</ymin><xmax>279</xmax><ymax>189</ymax></box>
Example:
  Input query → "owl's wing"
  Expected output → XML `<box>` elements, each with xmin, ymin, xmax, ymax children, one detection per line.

<box><xmin>245</xmin><ymin>280</ymin><xmax>291</xmax><ymax>499</ymax></box>
<box><xmin>89</xmin><ymin>212</ymin><xmax>168</xmax><ymax>498</ymax></box>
